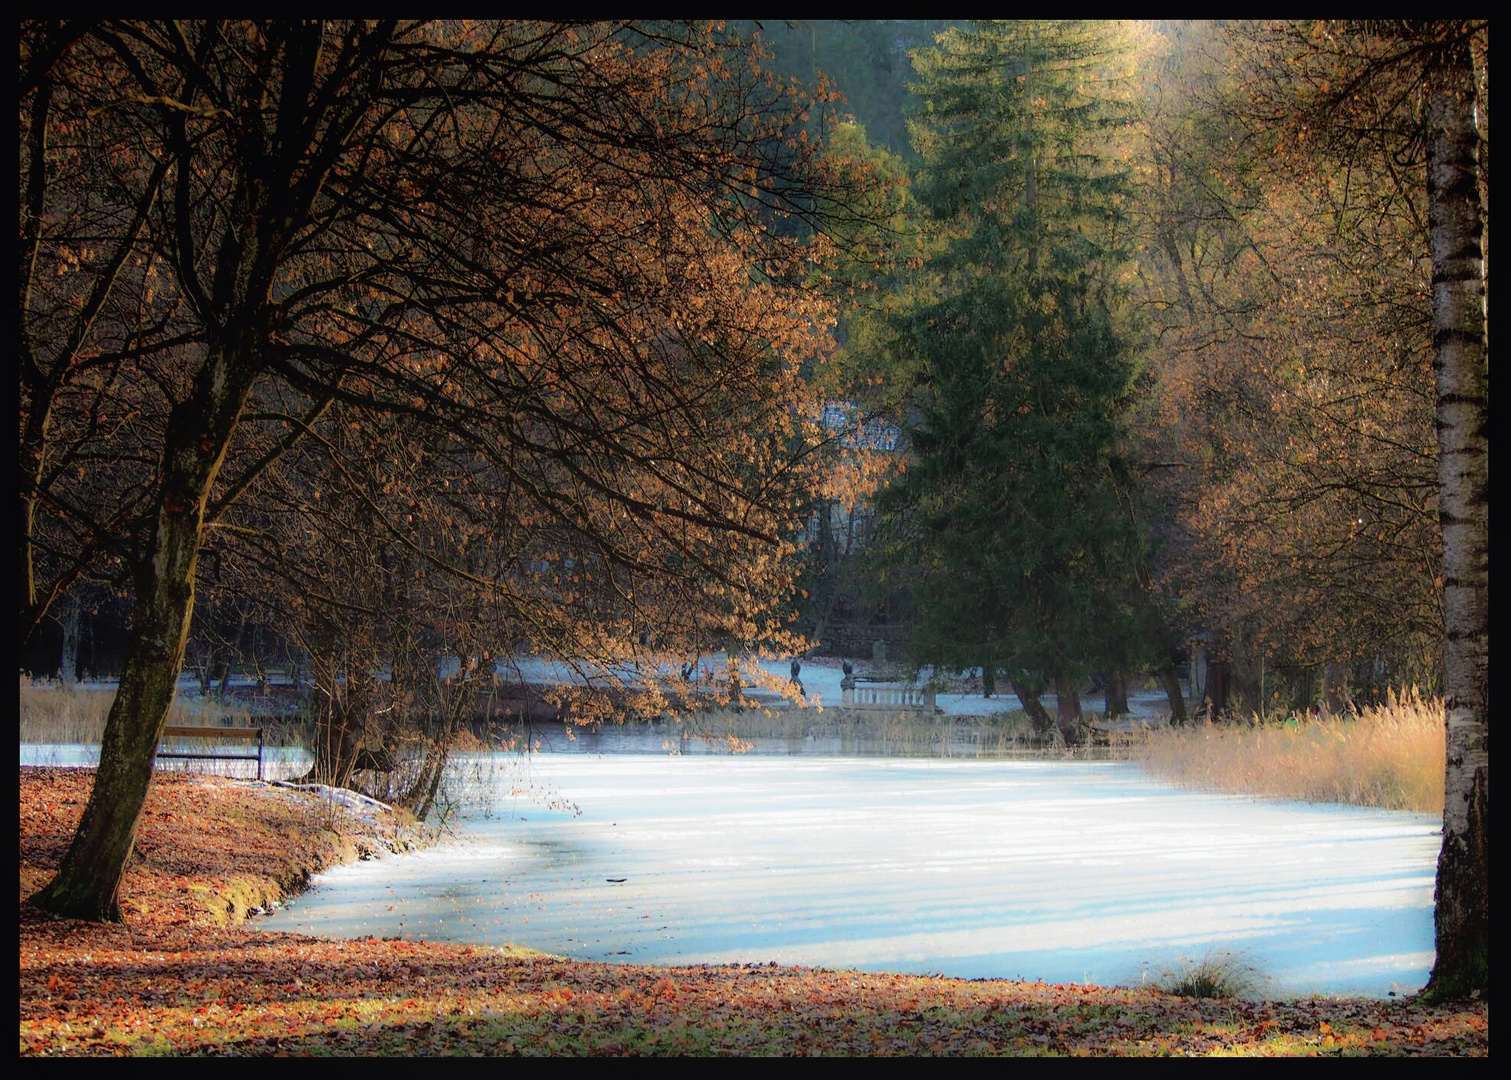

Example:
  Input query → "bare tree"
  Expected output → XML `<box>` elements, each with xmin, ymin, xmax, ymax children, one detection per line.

<box><xmin>22</xmin><ymin>21</ymin><xmax>857</xmax><ymax>921</ymax></box>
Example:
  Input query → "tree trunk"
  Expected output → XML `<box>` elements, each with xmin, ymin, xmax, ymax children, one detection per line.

<box><xmin>1321</xmin><ymin>660</ymin><xmax>1350</xmax><ymax>716</ymax></box>
<box><xmin>1189</xmin><ymin>643</ymin><xmax>1207</xmax><ymax>704</ymax></box>
<box><xmin>1053</xmin><ymin>674</ymin><xmax>1083</xmax><ymax>745</ymax></box>
<box><xmin>59</xmin><ymin>598</ymin><xmax>80</xmax><ymax>685</ymax></box>
<box><xmin>1424</xmin><ymin>42</ymin><xmax>1490</xmax><ymax>1001</ymax></box>
<box><xmin>1154</xmin><ymin>662</ymin><xmax>1187</xmax><ymax>725</ymax></box>
<box><xmin>410</xmin><ymin>737</ymin><xmax>451</xmax><ymax>822</ymax></box>
<box><xmin>1205</xmin><ymin>654</ymin><xmax>1231</xmax><ymax>719</ymax></box>
<box><xmin>1021</xmin><ymin>33</ymin><xmax>1039</xmax><ymax>276</ymax></box>
<box><xmin>252</xmin><ymin>631</ymin><xmax>268</xmax><ymax>697</ymax></box>
<box><xmin>1103</xmin><ymin>670</ymin><xmax>1129</xmax><ymax>718</ymax></box>
<box><xmin>311</xmin><ymin>714</ymin><xmax>362</xmax><ymax>790</ymax></box>
<box><xmin>1469</xmin><ymin>24</ymin><xmax>1488</xmax><ymax>351</ymax></box>
<box><xmin>406</xmin><ymin>710</ymin><xmax>461</xmax><ymax>821</ymax></box>
<box><xmin>727</xmin><ymin>649</ymin><xmax>742</xmax><ymax>712</ymax></box>
<box><xmin>1012</xmin><ymin>680</ymin><xmax>1054</xmax><ymax>737</ymax></box>
<box><xmin>29</xmin><ymin>339</ymin><xmax>260</xmax><ymax>921</ymax></box>
<box><xmin>305</xmin><ymin>678</ymin><xmax>369</xmax><ymax>790</ymax></box>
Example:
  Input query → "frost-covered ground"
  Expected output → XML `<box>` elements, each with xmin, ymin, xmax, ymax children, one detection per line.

<box><xmin>260</xmin><ymin>754</ymin><xmax>1439</xmax><ymax>998</ymax></box>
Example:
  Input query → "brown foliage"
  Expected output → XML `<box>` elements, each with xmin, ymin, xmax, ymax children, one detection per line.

<box><xmin>1133</xmin><ymin>22</ymin><xmax>1449</xmax><ymax>700</ymax></box>
<box><xmin>20</xmin><ymin>20</ymin><xmax>886</xmax><ymax>918</ymax></box>
<box><xmin>20</xmin><ymin>20</ymin><xmax>854</xmax><ymax>646</ymax></box>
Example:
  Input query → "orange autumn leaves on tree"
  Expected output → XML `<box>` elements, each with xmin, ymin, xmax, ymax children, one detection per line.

<box><xmin>22</xmin><ymin>20</ymin><xmax>883</xmax><ymax>921</ymax></box>
<box><xmin>23</xmin><ymin>20</ymin><xmax>859</xmax><ymax>656</ymax></box>
<box><xmin>224</xmin><ymin>23</ymin><xmax>861</xmax><ymax>702</ymax></box>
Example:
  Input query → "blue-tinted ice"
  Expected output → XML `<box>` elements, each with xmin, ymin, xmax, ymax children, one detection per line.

<box><xmin>261</xmin><ymin>754</ymin><xmax>1438</xmax><ymax>997</ymax></box>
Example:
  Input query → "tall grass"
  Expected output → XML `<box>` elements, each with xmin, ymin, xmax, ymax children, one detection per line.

<box><xmin>1133</xmin><ymin>688</ymin><xmax>1444</xmax><ymax>814</ymax></box>
<box><xmin>1150</xmin><ymin>950</ymin><xmax>1269</xmax><ymax>999</ymax></box>
<box><xmin>19</xmin><ymin>680</ymin><xmax>119</xmax><ymax>744</ymax></box>
<box><xmin>18</xmin><ymin>677</ymin><xmax>273</xmax><ymax>743</ymax></box>
<box><xmin>20</xmin><ymin>678</ymin><xmax>318</xmax><ymax>781</ymax></box>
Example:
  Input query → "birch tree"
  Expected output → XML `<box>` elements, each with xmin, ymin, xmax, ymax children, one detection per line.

<box><xmin>1153</xmin><ymin>19</ymin><xmax>1488</xmax><ymax>996</ymax></box>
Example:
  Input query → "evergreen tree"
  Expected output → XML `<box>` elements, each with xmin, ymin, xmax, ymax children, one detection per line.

<box><xmin>744</xmin><ymin>20</ymin><xmax>960</xmax><ymax>159</ymax></box>
<box><xmin>874</xmin><ymin>21</ymin><xmax>1150</xmax><ymax>741</ymax></box>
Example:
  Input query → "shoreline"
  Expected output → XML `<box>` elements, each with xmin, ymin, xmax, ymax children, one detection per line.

<box><xmin>19</xmin><ymin>767</ymin><xmax>1487</xmax><ymax>1056</ymax></box>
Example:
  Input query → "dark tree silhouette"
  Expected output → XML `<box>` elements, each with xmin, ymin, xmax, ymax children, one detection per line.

<box><xmin>21</xmin><ymin>20</ymin><xmax>856</xmax><ymax>921</ymax></box>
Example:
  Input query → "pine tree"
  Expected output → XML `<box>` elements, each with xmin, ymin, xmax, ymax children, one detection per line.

<box><xmin>875</xmin><ymin>21</ymin><xmax>1150</xmax><ymax>741</ymax></box>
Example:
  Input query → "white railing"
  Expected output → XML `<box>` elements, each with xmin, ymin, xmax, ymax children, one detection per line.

<box><xmin>840</xmin><ymin>682</ymin><xmax>937</xmax><ymax>711</ymax></box>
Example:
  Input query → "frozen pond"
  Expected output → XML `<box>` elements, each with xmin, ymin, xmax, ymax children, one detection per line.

<box><xmin>261</xmin><ymin>754</ymin><xmax>1440</xmax><ymax>998</ymax></box>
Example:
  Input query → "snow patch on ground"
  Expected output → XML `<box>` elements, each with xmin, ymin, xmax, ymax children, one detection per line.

<box><xmin>270</xmin><ymin>782</ymin><xmax>396</xmax><ymax>820</ymax></box>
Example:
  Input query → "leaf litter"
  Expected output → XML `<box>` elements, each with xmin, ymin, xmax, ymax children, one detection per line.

<box><xmin>19</xmin><ymin>767</ymin><xmax>1487</xmax><ymax>1056</ymax></box>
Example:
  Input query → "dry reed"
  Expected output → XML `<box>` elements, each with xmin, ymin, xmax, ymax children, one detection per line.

<box><xmin>19</xmin><ymin>681</ymin><xmax>118</xmax><ymax>745</ymax></box>
<box><xmin>20</xmin><ymin>678</ymin><xmax>318</xmax><ymax>781</ymax></box>
<box><xmin>634</xmin><ymin>706</ymin><xmax>1045</xmax><ymax>757</ymax></box>
<box><xmin>18</xmin><ymin>677</ymin><xmax>278</xmax><ymax>744</ymax></box>
<box><xmin>1133</xmin><ymin>687</ymin><xmax>1445</xmax><ymax>814</ymax></box>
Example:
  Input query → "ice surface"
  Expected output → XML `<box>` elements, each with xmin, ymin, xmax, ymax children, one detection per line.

<box><xmin>20</xmin><ymin>743</ymin><xmax>312</xmax><ymax>781</ymax></box>
<box><xmin>261</xmin><ymin>754</ymin><xmax>1439</xmax><ymax>997</ymax></box>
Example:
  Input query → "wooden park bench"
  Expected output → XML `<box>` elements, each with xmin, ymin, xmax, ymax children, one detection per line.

<box><xmin>156</xmin><ymin>724</ymin><xmax>265</xmax><ymax>780</ymax></box>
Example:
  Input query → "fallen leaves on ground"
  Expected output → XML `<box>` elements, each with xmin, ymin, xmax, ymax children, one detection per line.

<box><xmin>19</xmin><ymin>767</ymin><xmax>1488</xmax><ymax>1057</ymax></box>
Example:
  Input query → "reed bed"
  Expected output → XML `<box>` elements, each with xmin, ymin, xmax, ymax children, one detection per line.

<box><xmin>1133</xmin><ymin>688</ymin><xmax>1445</xmax><ymax>814</ymax></box>
<box><xmin>580</xmin><ymin>705</ymin><xmax>1054</xmax><ymax>758</ymax></box>
<box><xmin>18</xmin><ymin>678</ymin><xmax>306</xmax><ymax>750</ymax></box>
<box><xmin>18</xmin><ymin>681</ymin><xmax>120</xmax><ymax>745</ymax></box>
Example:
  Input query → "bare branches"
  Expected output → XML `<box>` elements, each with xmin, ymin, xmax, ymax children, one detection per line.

<box><xmin>1131</xmin><ymin>22</ymin><xmax>1446</xmax><ymax>679</ymax></box>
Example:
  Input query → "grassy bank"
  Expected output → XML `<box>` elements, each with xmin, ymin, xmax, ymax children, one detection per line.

<box><xmin>19</xmin><ymin>767</ymin><xmax>1485</xmax><ymax>1056</ymax></box>
<box><xmin>1131</xmin><ymin>689</ymin><xmax>1444</xmax><ymax>815</ymax></box>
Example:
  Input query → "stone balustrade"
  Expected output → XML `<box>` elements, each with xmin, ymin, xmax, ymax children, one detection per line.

<box><xmin>839</xmin><ymin>681</ymin><xmax>937</xmax><ymax>711</ymax></box>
